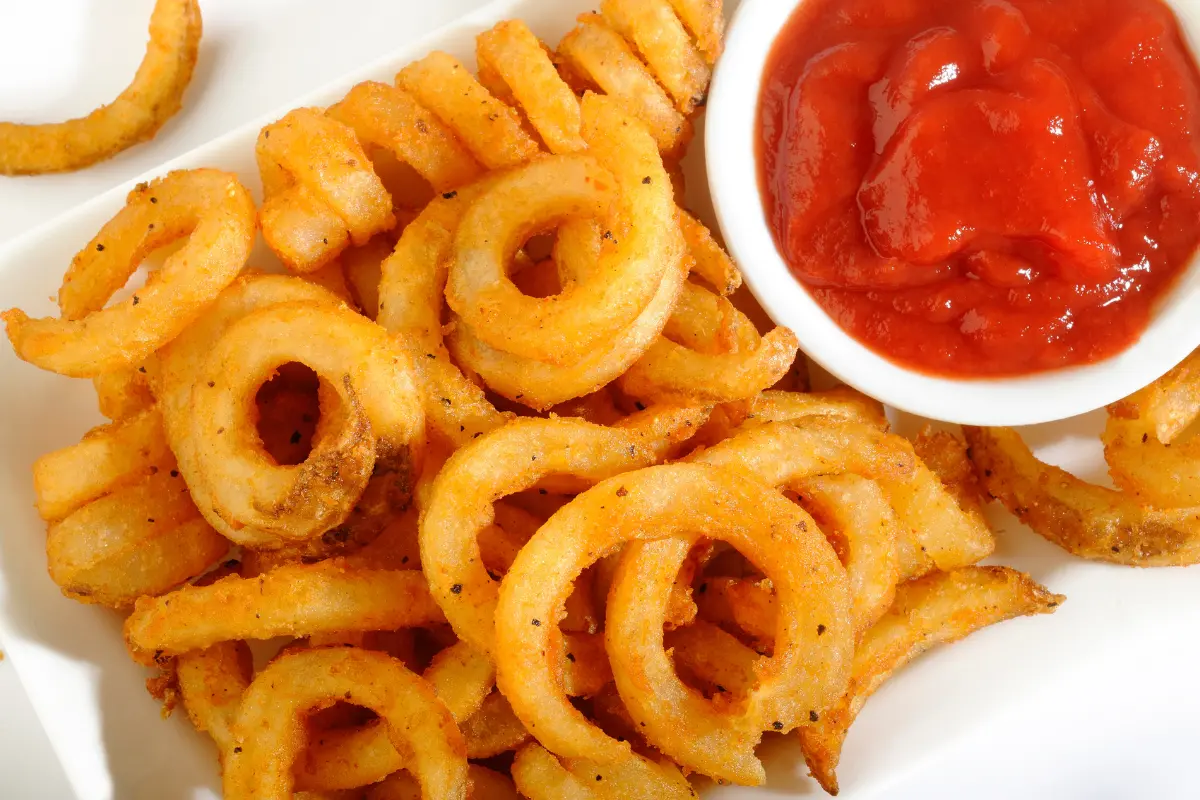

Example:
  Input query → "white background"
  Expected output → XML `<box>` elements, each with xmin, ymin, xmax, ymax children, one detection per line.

<box><xmin>0</xmin><ymin>1</ymin><xmax>487</xmax><ymax>796</ymax></box>
<box><xmin>2</xmin><ymin>2</ymin><xmax>1199</xmax><ymax>800</ymax></box>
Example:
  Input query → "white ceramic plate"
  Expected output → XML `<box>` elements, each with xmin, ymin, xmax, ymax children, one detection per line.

<box><xmin>0</xmin><ymin>1</ymin><xmax>1197</xmax><ymax>799</ymax></box>
<box><xmin>706</xmin><ymin>0</ymin><xmax>1200</xmax><ymax>427</ymax></box>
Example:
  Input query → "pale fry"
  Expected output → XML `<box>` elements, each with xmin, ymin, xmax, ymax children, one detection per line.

<box><xmin>667</xmin><ymin>619</ymin><xmax>758</xmax><ymax>695</ymax></box>
<box><xmin>47</xmin><ymin>471</ymin><xmax>227</xmax><ymax>607</ymax></box>
<box><xmin>33</xmin><ymin>407</ymin><xmax>172</xmax><ymax>522</ymax></box>
<box><xmin>93</xmin><ymin>363</ymin><xmax>154</xmax><ymax>421</ymax></box>
<box><xmin>1103</xmin><ymin>353</ymin><xmax>1200</xmax><ymax>507</ymax></box>
<box><xmin>462</xmin><ymin>691</ymin><xmax>532</xmax><ymax>758</ymax></box>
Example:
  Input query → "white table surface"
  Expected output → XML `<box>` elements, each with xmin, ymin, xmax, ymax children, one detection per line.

<box><xmin>4</xmin><ymin>3</ymin><xmax>1200</xmax><ymax>800</ymax></box>
<box><xmin>0</xmin><ymin>1</ymin><xmax>488</xmax><ymax>797</ymax></box>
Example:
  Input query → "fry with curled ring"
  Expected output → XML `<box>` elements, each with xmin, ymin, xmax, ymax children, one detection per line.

<box><xmin>420</xmin><ymin>406</ymin><xmax>709</xmax><ymax>655</ymax></box>
<box><xmin>258</xmin><ymin>2</ymin><xmax>727</xmax><ymax>281</ymax></box>
<box><xmin>495</xmin><ymin>462</ymin><xmax>854</xmax><ymax>785</ymax></box>
<box><xmin>3</xmin><ymin>169</ymin><xmax>255</xmax><ymax>377</ymax></box>
<box><xmin>189</xmin><ymin>301</ymin><xmax>424</xmax><ymax>542</ymax></box>
<box><xmin>446</xmin><ymin>94</ymin><xmax>682</xmax><ymax>367</ymax></box>
<box><xmin>154</xmin><ymin>275</ymin><xmax>347</xmax><ymax>549</ymax></box>
<box><xmin>444</xmin><ymin>94</ymin><xmax>692</xmax><ymax>409</ymax></box>
<box><xmin>0</xmin><ymin>0</ymin><xmax>201</xmax><ymax>175</ymax></box>
<box><xmin>222</xmin><ymin>647</ymin><xmax>468</xmax><ymax>800</ymax></box>
<box><xmin>152</xmin><ymin>274</ymin><xmax>424</xmax><ymax>548</ymax></box>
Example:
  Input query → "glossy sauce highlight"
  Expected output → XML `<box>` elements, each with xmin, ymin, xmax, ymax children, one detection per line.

<box><xmin>759</xmin><ymin>0</ymin><xmax>1200</xmax><ymax>376</ymax></box>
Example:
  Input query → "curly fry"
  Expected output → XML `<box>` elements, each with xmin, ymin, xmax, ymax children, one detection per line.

<box><xmin>0</xmin><ymin>0</ymin><xmax>201</xmax><ymax>174</ymax></box>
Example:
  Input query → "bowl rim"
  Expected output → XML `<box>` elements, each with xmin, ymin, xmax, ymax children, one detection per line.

<box><xmin>705</xmin><ymin>0</ymin><xmax>1200</xmax><ymax>426</ymax></box>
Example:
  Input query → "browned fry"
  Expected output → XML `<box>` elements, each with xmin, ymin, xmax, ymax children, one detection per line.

<box><xmin>295</xmin><ymin>718</ymin><xmax>402</xmax><ymax>793</ymax></box>
<box><xmin>340</xmin><ymin>508</ymin><xmax>422</xmax><ymax>571</ymax></box>
<box><xmin>550</xmin><ymin>388</ymin><xmax>625</xmax><ymax>426</ymax></box>
<box><xmin>913</xmin><ymin>427</ymin><xmax>987</xmax><ymax>513</ymax></box>
<box><xmin>587</xmin><ymin>684</ymin><xmax>648</xmax><ymax>748</ymax></box>
<box><xmin>1107</xmin><ymin>347</ymin><xmax>1200</xmax><ymax>444</ymax></box>
<box><xmin>798</xmin><ymin>567</ymin><xmax>1063</xmax><ymax>795</ymax></box>
<box><xmin>503</xmin><ymin>464</ymin><xmax>852</xmax><ymax>784</ymax></box>
<box><xmin>966</xmin><ymin>426</ymin><xmax>1200</xmax><ymax>566</ymax></box>
<box><xmin>692</xmin><ymin>416</ymin><xmax>917</xmax><ymax>490</ymax></box>
<box><xmin>798</xmin><ymin>473</ymin><xmax>902</xmax><ymax>635</ymax></box>
<box><xmin>661</xmin><ymin>281</ymin><xmax>756</xmax><ymax>356</ymax></box>
<box><xmin>512</xmin><ymin>742</ymin><xmax>696</xmax><ymax>800</ymax></box>
<box><xmin>463</xmin><ymin>691</ymin><xmax>533</xmax><ymax>759</ymax></box>
<box><xmin>295</xmin><ymin>637</ymin><xmax>601</xmax><ymax>792</ymax></box>
<box><xmin>694</xmin><ymin>576</ymin><xmax>776</xmax><ymax>651</ymax></box>
<box><xmin>224</xmin><ymin>648</ymin><xmax>467</xmax><ymax>799</ymax></box>
<box><xmin>622</xmin><ymin>285</ymin><xmax>799</xmax><ymax>404</ymax></box>
<box><xmin>729</xmin><ymin>393</ymin><xmax>995</xmax><ymax>576</ymax></box>
<box><xmin>253</xmin><ymin>362</ymin><xmax>321</xmax><ymax>467</ymax></box>
<box><xmin>678</xmin><ymin>209</ymin><xmax>742</xmax><ymax>295</ymax></box>
<box><xmin>742</xmin><ymin>388</ymin><xmax>888</xmax><ymax>431</ymax></box>
<box><xmin>420</xmin><ymin>407</ymin><xmax>707</xmax><ymax>655</ymax></box>
<box><xmin>257</xmin><ymin>109</ymin><xmax>395</xmax><ymax>273</ymax></box>
<box><xmin>0</xmin><ymin>2</ymin><xmax>762</xmax><ymax>798</ymax></box>
<box><xmin>5</xmin><ymin>170</ymin><xmax>256</xmax><ymax>378</ymax></box>
<box><xmin>476</xmin><ymin>512</ymin><xmax>538</xmax><ymax>578</ymax></box>
<box><xmin>666</xmin><ymin>619</ymin><xmax>758</xmax><ymax>695</ymax></box>
<box><xmin>375</xmin><ymin>182</ymin><xmax>513</xmax><ymax>446</ymax></box>
<box><xmin>511</xmin><ymin>744</ymin><xmax>595</xmax><ymax>800</ymax></box>
<box><xmin>561</xmin><ymin>568</ymin><xmax>601</xmax><ymax>634</ymax></box>
<box><xmin>591</xmin><ymin>549</ymin><xmax>700</xmax><ymax>630</ymax></box>
<box><xmin>558</xmin><ymin>632</ymin><xmax>613</xmax><ymax>696</ymax></box>
<box><xmin>365</xmin><ymin>764</ymin><xmax>519</xmax><ymax>800</ymax></box>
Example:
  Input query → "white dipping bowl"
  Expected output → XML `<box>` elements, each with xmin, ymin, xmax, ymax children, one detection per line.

<box><xmin>706</xmin><ymin>0</ymin><xmax>1200</xmax><ymax>426</ymax></box>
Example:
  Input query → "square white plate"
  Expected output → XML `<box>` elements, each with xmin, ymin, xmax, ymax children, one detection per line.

<box><xmin>0</xmin><ymin>1</ymin><xmax>1198</xmax><ymax>798</ymax></box>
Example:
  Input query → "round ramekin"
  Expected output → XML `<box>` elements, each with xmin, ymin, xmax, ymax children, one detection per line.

<box><xmin>705</xmin><ymin>0</ymin><xmax>1200</xmax><ymax>425</ymax></box>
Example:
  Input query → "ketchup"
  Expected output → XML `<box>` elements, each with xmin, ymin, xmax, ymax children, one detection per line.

<box><xmin>758</xmin><ymin>0</ymin><xmax>1200</xmax><ymax>376</ymax></box>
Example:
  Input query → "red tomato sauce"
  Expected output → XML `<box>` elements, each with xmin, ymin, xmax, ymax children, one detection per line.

<box><xmin>758</xmin><ymin>0</ymin><xmax>1200</xmax><ymax>376</ymax></box>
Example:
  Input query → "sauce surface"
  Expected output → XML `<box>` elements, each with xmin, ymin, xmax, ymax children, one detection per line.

<box><xmin>759</xmin><ymin>0</ymin><xmax>1200</xmax><ymax>376</ymax></box>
